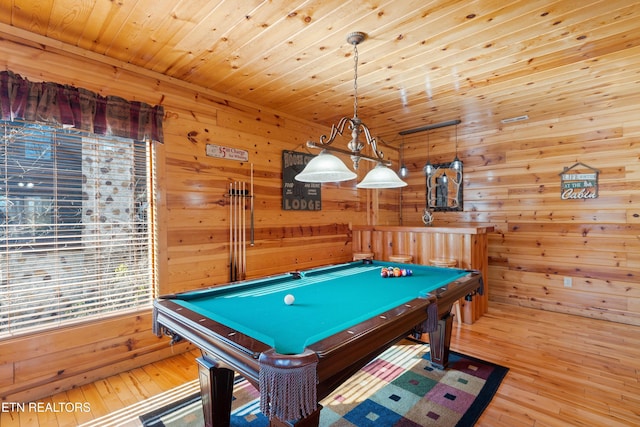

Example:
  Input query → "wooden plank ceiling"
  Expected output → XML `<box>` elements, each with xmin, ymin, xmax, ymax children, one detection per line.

<box><xmin>1</xmin><ymin>0</ymin><xmax>639</xmax><ymax>142</ymax></box>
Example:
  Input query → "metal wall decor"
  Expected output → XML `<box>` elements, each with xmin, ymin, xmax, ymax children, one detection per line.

<box><xmin>400</xmin><ymin>119</ymin><xmax>464</xmax><ymax>213</ymax></box>
<box><xmin>425</xmin><ymin>161</ymin><xmax>463</xmax><ymax>211</ymax></box>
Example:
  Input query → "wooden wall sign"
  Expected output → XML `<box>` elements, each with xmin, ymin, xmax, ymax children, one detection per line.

<box><xmin>559</xmin><ymin>162</ymin><xmax>599</xmax><ymax>200</ymax></box>
<box><xmin>206</xmin><ymin>143</ymin><xmax>249</xmax><ymax>161</ymax></box>
<box><xmin>282</xmin><ymin>150</ymin><xmax>321</xmax><ymax>211</ymax></box>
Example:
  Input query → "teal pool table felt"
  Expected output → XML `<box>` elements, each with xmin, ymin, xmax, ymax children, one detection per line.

<box><xmin>171</xmin><ymin>262</ymin><xmax>467</xmax><ymax>354</ymax></box>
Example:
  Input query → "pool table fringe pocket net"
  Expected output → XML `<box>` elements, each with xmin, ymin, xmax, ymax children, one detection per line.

<box><xmin>259</xmin><ymin>349</ymin><xmax>319</xmax><ymax>421</ymax></box>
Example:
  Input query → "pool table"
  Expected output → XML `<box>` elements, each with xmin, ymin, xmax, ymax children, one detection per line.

<box><xmin>153</xmin><ymin>260</ymin><xmax>483</xmax><ymax>427</ymax></box>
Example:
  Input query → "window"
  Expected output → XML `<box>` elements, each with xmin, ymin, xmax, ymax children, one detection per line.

<box><xmin>0</xmin><ymin>121</ymin><xmax>156</xmax><ymax>337</ymax></box>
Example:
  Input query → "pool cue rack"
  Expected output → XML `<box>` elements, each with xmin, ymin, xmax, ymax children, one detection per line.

<box><xmin>226</xmin><ymin>181</ymin><xmax>253</xmax><ymax>282</ymax></box>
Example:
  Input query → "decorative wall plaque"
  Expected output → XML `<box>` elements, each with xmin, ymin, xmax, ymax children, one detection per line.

<box><xmin>559</xmin><ymin>162</ymin><xmax>599</xmax><ymax>200</ymax></box>
<box><xmin>282</xmin><ymin>150</ymin><xmax>321</xmax><ymax>211</ymax></box>
<box><xmin>206</xmin><ymin>144</ymin><xmax>249</xmax><ymax>162</ymax></box>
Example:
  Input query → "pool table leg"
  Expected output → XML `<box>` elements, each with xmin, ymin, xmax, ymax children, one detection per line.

<box><xmin>197</xmin><ymin>355</ymin><xmax>235</xmax><ymax>427</ymax></box>
<box><xmin>428</xmin><ymin>313</ymin><xmax>454</xmax><ymax>369</ymax></box>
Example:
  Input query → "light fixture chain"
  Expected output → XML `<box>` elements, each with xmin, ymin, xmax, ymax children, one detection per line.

<box><xmin>353</xmin><ymin>42</ymin><xmax>358</xmax><ymax>118</ymax></box>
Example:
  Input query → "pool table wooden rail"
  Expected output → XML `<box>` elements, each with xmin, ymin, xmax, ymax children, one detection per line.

<box><xmin>154</xmin><ymin>299</ymin><xmax>267</xmax><ymax>372</ymax></box>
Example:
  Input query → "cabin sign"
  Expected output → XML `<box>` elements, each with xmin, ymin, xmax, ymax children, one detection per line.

<box><xmin>559</xmin><ymin>162</ymin><xmax>599</xmax><ymax>200</ymax></box>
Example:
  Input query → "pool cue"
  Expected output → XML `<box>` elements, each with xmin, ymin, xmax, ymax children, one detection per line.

<box><xmin>235</xmin><ymin>182</ymin><xmax>240</xmax><ymax>281</ymax></box>
<box><xmin>242</xmin><ymin>181</ymin><xmax>247</xmax><ymax>279</ymax></box>
<box><xmin>229</xmin><ymin>183</ymin><xmax>234</xmax><ymax>282</ymax></box>
<box><xmin>229</xmin><ymin>180</ymin><xmax>250</xmax><ymax>281</ymax></box>
<box><xmin>234</xmin><ymin>182</ymin><xmax>239</xmax><ymax>281</ymax></box>
<box><xmin>250</xmin><ymin>164</ymin><xmax>254</xmax><ymax>246</ymax></box>
<box><xmin>234</xmin><ymin>182</ymin><xmax>238</xmax><ymax>282</ymax></box>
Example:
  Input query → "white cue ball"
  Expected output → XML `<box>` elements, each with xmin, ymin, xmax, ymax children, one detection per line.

<box><xmin>284</xmin><ymin>294</ymin><xmax>295</xmax><ymax>305</ymax></box>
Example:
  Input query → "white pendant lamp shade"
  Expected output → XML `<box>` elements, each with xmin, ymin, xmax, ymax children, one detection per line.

<box><xmin>451</xmin><ymin>156</ymin><xmax>462</xmax><ymax>171</ymax></box>
<box><xmin>356</xmin><ymin>163</ymin><xmax>408</xmax><ymax>189</ymax></box>
<box><xmin>295</xmin><ymin>150</ymin><xmax>357</xmax><ymax>183</ymax></box>
<box><xmin>423</xmin><ymin>162</ymin><xmax>434</xmax><ymax>176</ymax></box>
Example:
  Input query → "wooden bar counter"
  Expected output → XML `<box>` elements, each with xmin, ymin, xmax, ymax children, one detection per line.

<box><xmin>351</xmin><ymin>225</ymin><xmax>494</xmax><ymax>324</ymax></box>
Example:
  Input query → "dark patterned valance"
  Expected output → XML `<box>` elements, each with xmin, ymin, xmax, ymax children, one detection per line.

<box><xmin>0</xmin><ymin>70</ymin><xmax>164</xmax><ymax>143</ymax></box>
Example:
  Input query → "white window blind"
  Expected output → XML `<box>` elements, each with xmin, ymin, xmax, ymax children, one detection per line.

<box><xmin>0</xmin><ymin>121</ymin><xmax>156</xmax><ymax>337</ymax></box>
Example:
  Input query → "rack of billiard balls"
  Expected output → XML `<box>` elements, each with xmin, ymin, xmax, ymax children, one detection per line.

<box><xmin>380</xmin><ymin>266</ymin><xmax>413</xmax><ymax>278</ymax></box>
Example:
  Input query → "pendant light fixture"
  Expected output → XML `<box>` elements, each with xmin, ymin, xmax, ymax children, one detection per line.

<box><xmin>423</xmin><ymin>130</ymin><xmax>434</xmax><ymax>176</ymax></box>
<box><xmin>399</xmin><ymin>137</ymin><xmax>408</xmax><ymax>178</ymax></box>
<box><xmin>295</xmin><ymin>32</ymin><xmax>407</xmax><ymax>189</ymax></box>
<box><xmin>451</xmin><ymin>124</ymin><xmax>462</xmax><ymax>171</ymax></box>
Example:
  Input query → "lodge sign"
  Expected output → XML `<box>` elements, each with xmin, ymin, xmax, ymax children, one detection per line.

<box><xmin>282</xmin><ymin>150</ymin><xmax>322</xmax><ymax>211</ymax></box>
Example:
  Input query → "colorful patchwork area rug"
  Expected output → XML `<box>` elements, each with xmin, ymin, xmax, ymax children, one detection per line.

<box><xmin>140</xmin><ymin>341</ymin><xmax>508</xmax><ymax>426</ymax></box>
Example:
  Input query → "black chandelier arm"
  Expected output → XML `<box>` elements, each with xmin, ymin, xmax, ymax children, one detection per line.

<box><xmin>305</xmin><ymin>141</ymin><xmax>392</xmax><ymax>167</ymax></box>
<box><xmin>311</xmin><ymin>115</ymin><xmax>388</xmax><ymax>164</ymax></box>
<box><xmin>357</xmin><ymin>122</ymin><xmax>385</xmax><ymax>161</ymax></box>
<box><xmin>317</xmin><ymin>116</ymin><xmax>352</xmax><ymax>146</ymax></box>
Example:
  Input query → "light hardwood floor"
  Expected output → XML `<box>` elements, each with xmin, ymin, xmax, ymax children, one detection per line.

<box><xmin>2</xmin><ymin>303</ymin><xmax>639</xmax><ymax>426</ymax></box>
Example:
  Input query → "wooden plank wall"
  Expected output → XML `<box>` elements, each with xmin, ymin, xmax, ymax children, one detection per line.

<box><xmin>0</xmin><ymin>29</ymin><xmax>400</xmax><ymax>402</ymax></box>
<box><xmin>399</xmin><ymin>110</ymin><xmax>640</xmax><ymax>326</ymax></box>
